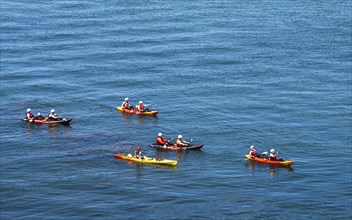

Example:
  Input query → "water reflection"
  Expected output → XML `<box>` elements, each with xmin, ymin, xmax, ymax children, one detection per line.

<box><xmin>137</xmin><ymin>115</ymin><xmax>158</xmax><ymax>125</ymax></box>
<box><xmin>154</xmin><ymin>149</ymin><xmax>197</xmax><ymax>161</ymax></box>
<box><xmin>121</xmin><ymin>113</ymin><xmax>133</xmax><ymax>124</ymax></box>
<box><xmin>117</xmin><ymin>159</ymin><xmax>177</xmax><ymax>182</ymax></box>
<box><xmin>24</xmin><ymin>121</ymin><xmax>71</xmax><ymax>136</ymax></box>
<box><xmin>245</xmin><ymin>160</ymin><xmax>294</xmax><ymax>177</ymax></box>
<box><xmin>119</xmin><ymin>112</ymin><xmax>158</xmax><ymax>125</ymax></box>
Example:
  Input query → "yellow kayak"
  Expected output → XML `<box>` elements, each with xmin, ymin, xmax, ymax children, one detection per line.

<box><xmin>114</xmin><ymin>153</ymin><xmax>177</xmax><ymax>166</ymax></box>
<box><xmin>116</xmin><ymin>106</ymin><xmax>159</xmax><ymax>115</ymax></box>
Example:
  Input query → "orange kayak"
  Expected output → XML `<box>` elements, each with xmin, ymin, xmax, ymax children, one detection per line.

<box><xmin>116</xmin><ymin>106</ymin><xmax>159</xmax><ymax>115</ymax></box>
<box><xmin>245</xmin><ymin>154</ymin><xmax>294</xmax><ymax>166</ymax></box>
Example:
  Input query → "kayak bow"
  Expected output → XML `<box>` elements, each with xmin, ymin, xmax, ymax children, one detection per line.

<box><xmin>116</xmin><ymin>106</ymin><xmax>159</xmax><ymax>115</ymax></box>
<box><xmin>114</xmin><ymin>153</ymin><xmax>177</xmax><ymax>166</ymax></box>
<box><xmin>245</xmin><ymin>154</ymin><xmax>294</xmax><ymax>166</ymax></box>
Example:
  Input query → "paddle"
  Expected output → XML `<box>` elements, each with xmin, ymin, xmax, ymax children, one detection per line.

<box><xmin>184</xmin><ymin>138</ymin><xmax>193</xmax><ymax>146</ymax></box>
<box><xmin>276</xmin><ymin>150</ymin><xmax>284</xmax><ymax>161</ymax></box>
<box><xmin>168</xmin><ymin>138</ymin><xmax>175</xmax><ymax>144</ymax></box>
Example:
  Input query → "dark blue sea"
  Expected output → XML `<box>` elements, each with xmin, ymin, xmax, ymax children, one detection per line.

<box><xmin>1</xmin><ymin>0</ymin><xmax>351</xmax><ymax>219</ymax></box>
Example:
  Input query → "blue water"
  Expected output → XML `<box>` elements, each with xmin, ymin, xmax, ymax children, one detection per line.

<box><xmin>1</xmin><ymin>0</ymin><xmax>351</xmax><ymax>219</ymax></box>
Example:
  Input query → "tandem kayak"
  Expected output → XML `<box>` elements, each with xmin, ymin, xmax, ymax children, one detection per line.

<box><xmin>116</xmin><ymin>106</ymin><xmax>159</xmax><ymax>115</ymax></box>
<box><xmin>245</xmin><ymin>154</ymin><xmax>294</xmax><ymax>166</ymax></box>
<box><xmin>114</xmin><ymin>153</ymin><xmax>177</xmax><ymax>166</ymax></box>
<box><xmin>22</xmin><ymin>118</ymin><xmax>72</xmax><ymax>125</ymax></box>
<box><xmin>149</xmin><ymin>143</ymin><xmax>204</xmax><ymax>151</ymax></box>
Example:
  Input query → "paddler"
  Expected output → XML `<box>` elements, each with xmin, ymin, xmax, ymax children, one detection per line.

<box><xmin>136</xmin><ymin>101</ymin><xmax>151</xmax><ymax>112</ymax></box>
<box><xmin>269</xmin><ymin>149</ymin><xmax>284</xmax><ymax>161</ymax></box>
<box><xmin>134</xmin><ymin>146</ymin><xmax>143</xmax><ymax>159</ymax></box>
<box><xmin>249</xmin><ymin>145</ymin><xmax>259</xmax><ymax>158</ymax></box>
<box><xmin>26</xmin><ymin>108</ymin><xmax>35</xmax><ymax>121</ymax></box>
<box><xmin>121</xmin><ymin>97</ymin><xmax>134</xmax><ymax>110</ymax></box>
<box><xmin>47</xmin><ymin>109</ymin><xmax>59</xmax><ymax>121</ymax></box>
<box><xmin>156</xmin><ymin>133</ymin><xmax>170</xmax><ymax>146</ymax></box>
<box><xmin>176</xmin><ymin>135</ymin><xmax>189</xmax><ymax>147</ymax></box>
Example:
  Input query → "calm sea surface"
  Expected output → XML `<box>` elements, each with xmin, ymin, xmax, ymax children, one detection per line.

<box><xmin>1</xmin><ymin>0</ymin><xmax>351</xmax><ymax>219</ymax></box>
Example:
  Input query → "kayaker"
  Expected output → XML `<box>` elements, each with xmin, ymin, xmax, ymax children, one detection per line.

<box><xmin>121</xmin><ymin>97</ymin><xmax>134</xmax><ymax>110</ymax></box>
<box><xmin>26</xmin><ymin>108</ymin><xmax>35</xmax><ymax>120</ymax></box>
<box><xmin>176</xmin><ymin>135</ymin><xmax>189</xmax><ymax>147</ymax></box>
<box><xmin>156</xmin><ymin>133</ymin><xmax>170</xmax><ymax>146</ymax></box>
<box><xmin>47</xmin><ymin>109</ymin><xmax>59</xmax><ymax>121</ymax></box>
<box><xmin>136</xmin><ymin>101</ymin><xmax>145</xmax><ymax>112</ymax></box>
<box><xmin>136</xmin><ymin>101</ymin><xmax>151</xmax><ymax>112</ymax></box>
<box><xmin>134</xmin><ymin>146</ymin><xmax>143</xmax><ymax>159</ymax></box>
<box><xmin>269</xmin><ymin>149</ymin><xmax>283</xmax><ymax>161</ymax></box>
<box><xmin>249</xmin><ymin>145</ymin><xmax>259</xmax><ymax>158</ymax></box>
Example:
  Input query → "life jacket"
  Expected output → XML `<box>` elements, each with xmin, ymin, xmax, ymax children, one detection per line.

<box><xmin>269</xmin><ymin>153</ymin><xmax>277</xmax><ymax>160</ymax></box>
<box><xmin>250</xmin><ymin>149</ymin><xmax>258</xmax><ymax>157</ymax></box>
<box><xmin>156</xmin><ymin>137</ymin><xmax>167</xmax><ymax>145</ymax></box>
<box><xmin>137</xmin><ymin>103</ymin><xmax>144</xmax><ymax>111</ymax></box>
<box><xmin>123</xmin><ymin>101</ymin><xmax>129</xmax><ymax>108</ymax></box>
<box><xmin>176</xmin><ymin>139</ymin><xmax>186</xmax><ymax>147</ymax></box>
<box><xmin>26</xmin><ymin>112</ymin><xmax>35</xmax><ymax>119</ymax></box>
<box><xmin>135</xmin><ymin>149</ymin><xmax>141</xmax><ymax>158</ymax></box>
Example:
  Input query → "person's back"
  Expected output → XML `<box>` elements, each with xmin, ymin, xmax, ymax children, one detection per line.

<box><xmin>156</xmin><ymin>133</ymin><xmax>168</xmax><ymax>145</ymax></box>
<box><xmin>137</xmin><ymin>101</ymin><xmax>144</xmax><ymax>111</ymax></box>
<box><xmin>122</xmin><ymin>98</ymin><xmax>133</xmax><ymax>109</ymax></box>
<box><xmin>134</xmin><ymin>146</ymin><xmax>142</xmax><ymax>158</ymax></box>
<box><xmin>26</xmin><ymin>108</ymin><xmax>35</xmax><ymax>120</ymax></box>
<box><xmin>249</xmin><ymin>145</ymin><xmax>258</xmax><ymax>158</ymax></box>
<box><xmin>269</xmin><ymin>149</ymin><xmax>278</xmax><ymax>160</ymax></box>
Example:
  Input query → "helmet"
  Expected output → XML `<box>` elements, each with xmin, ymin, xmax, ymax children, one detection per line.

<box><xmin>158</xmin><ymin>133</ymin><xmax>162</xmax><ymax>137</ymax></box>
<box><xmin>50</xmin><ymin>109</ymin><xmax>55</xmax><ymax>113</ymax></box>
<box><xmin>37</xmin><ymin>112</ymin><xmax>41</xmax><ymax>116</ymax></box>
<box><xmin>178</xmin><ymin>135</ymin><xmax>182</xmax><ymax>139</ymax></box>
<box><xmin>125</xmin><ymin>97</ymin><xmax>129</xmax><ymax>101</ymax></box>
<box><xmin>139</xmin><ymin>101</ymin><xmax>143</xmax><ymax>104</ymax></box>
<box><xmin>270</xmin><ymin>149</ymin><xmax>275</xmax><ymax>153</ymax></box>
<box><xmin>250</xmin><ymin>145</ymin><xmax>255</xmax><ymax>149</ymax></box>
<box><xmin>27</xmin><ymin>108</ymin><xmax>31</xmax><ymax>112</ymax></box>
<box><xmin>137</xmin><ymin>146</ymin><xmax>141</xmax><ymax>150</ymax></box>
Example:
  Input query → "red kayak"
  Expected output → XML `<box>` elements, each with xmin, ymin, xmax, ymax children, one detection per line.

<box><xmin>23</xmin><ymin>117</ymin><xmax>72</xmax><ymax>125</ymax></box>
<box><xmin>149</xmin><ymin>144</ymin><xmax>203</xmax><ymax>151</ymax></box>
<box><xmin>245</xmin><ymin>154</ymin><xmax>294</xmax><ymax>166</ymax></box>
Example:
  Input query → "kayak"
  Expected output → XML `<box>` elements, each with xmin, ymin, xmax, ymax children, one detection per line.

<box><xmin>149</xmin><ymin>143</ymin><xmax>204</xmax><ymax>151</ymax></box>
<box><xmin>245</xmin><ymin>154</ymin><xmax>294</xmax><ymax>166</ymax></box>
<box><xmin>22</xmin><ymin>118</ymin><xmax>72</xmax><ymax>125</ymax></box>
<box><xmin>116</xmin><ymin>106</ymin><xmax>159</xmax><ymax>115</ymax></box>
<box><xmin>114</xmin><ymin>153</ymin><xmax>177</xmax><ymax>166</ymax></box>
